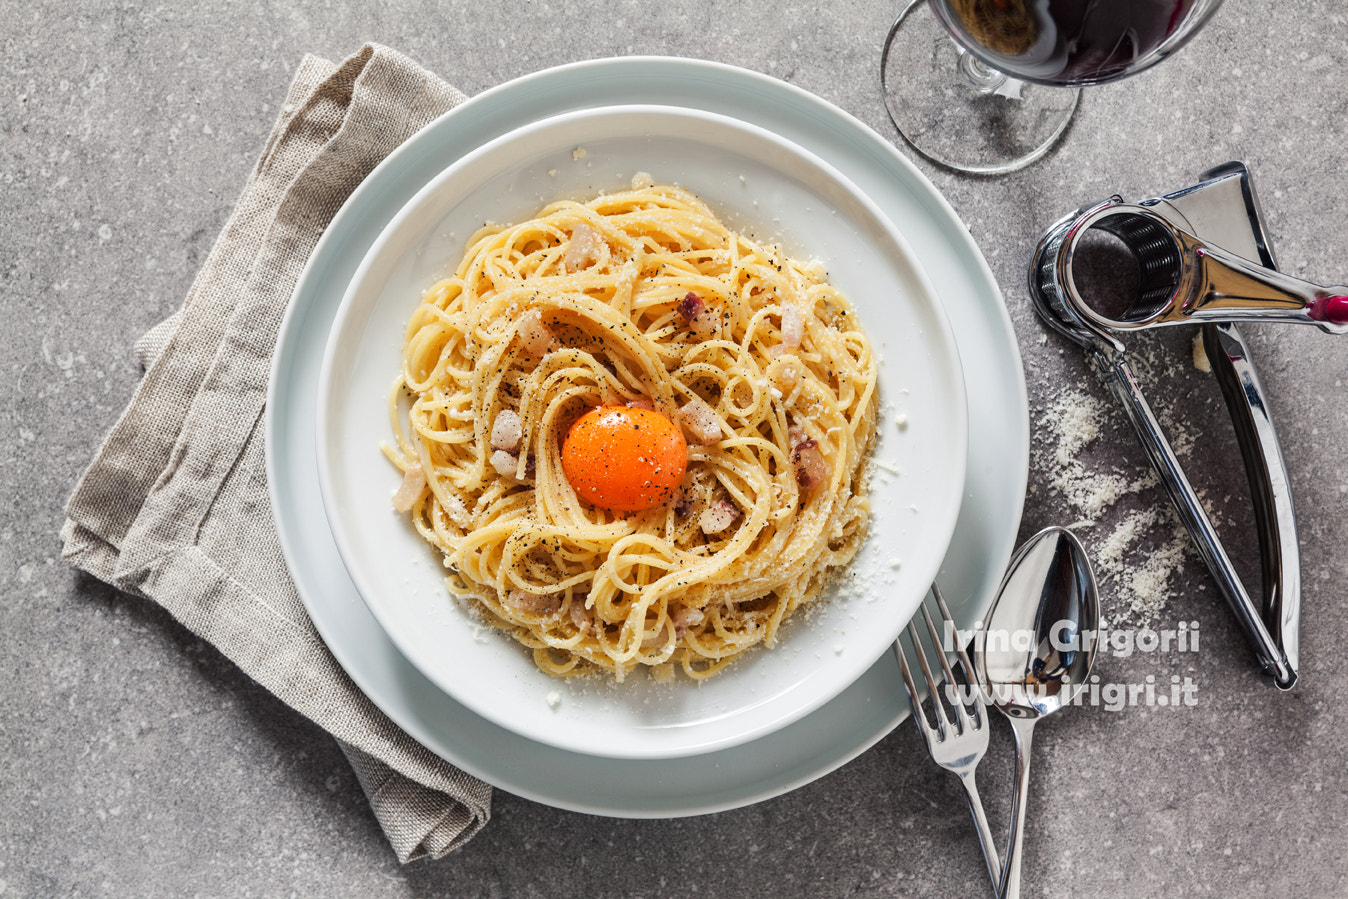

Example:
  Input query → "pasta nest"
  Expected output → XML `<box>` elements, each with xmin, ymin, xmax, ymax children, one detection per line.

<box><xmin>384</xmin><ymin>184</ymin><xmax>879</xmax><ymax>680</ymax></box>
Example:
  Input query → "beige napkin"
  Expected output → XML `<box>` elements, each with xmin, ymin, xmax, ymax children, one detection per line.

<box><xmin>60</xmin><ymin>43</ymin><xmax>492</xmax><ymax>862</ymax></box>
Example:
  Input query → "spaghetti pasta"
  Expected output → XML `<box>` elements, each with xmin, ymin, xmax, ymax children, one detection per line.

<box><xmin>383</xmin><ymin>182</ymin><xmax>879</xmax><ymax>680</ymax></box>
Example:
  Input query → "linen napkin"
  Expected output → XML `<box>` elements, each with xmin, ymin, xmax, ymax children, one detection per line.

<box><xmin>60</xmin><ymin>43</ymin><xmax>492</xmax><ymax>862</ymax></box>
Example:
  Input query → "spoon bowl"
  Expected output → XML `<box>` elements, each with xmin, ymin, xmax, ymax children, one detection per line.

<box><xmin>980</xmin><ymin>526</ymin><xmax>1099</xmax><ymax>720</ymax></box>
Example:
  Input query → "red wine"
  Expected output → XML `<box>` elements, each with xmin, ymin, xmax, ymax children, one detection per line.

<box><xmin>931</xmin><ymin>0</ymin><xmax>1210</xmax><ymax>86</ymax></box>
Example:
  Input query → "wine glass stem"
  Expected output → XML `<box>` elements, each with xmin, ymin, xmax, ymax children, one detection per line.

<box><xmin>958</xmin><ymin>49</ymin><xmax>1008</xmax><ymax>95</ymax></box>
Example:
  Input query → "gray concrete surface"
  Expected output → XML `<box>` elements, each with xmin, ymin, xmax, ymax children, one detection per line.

<box><xmin>4</xmin><ymin>0</ymin><xmax>1347</xmax><ymax>895</ymax></box>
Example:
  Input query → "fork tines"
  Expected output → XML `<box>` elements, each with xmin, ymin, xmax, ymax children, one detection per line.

<box><xmin>896</xmin><ymin>584</ymin><xmax>984</xmax><ymax>735</ymax></box>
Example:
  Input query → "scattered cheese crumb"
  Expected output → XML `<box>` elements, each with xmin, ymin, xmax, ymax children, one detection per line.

<box><xmin>1191</xmin><ymin>332</ymin><xmax>1212</xmax><ymax>372</ymax></box>
<box><xmin>895</xmin><ymin>413</ymin><xmax>908</xmax><ymax>431</ymax></box>
<box><xmin>546</xmin><ymin>690</ymin><xmax>562</xmax><ymax>709</ymax></box>
<box><xmin>872</xmin><ymin>459</ymin><xmax>900</xmax><ymax>476</ymax></box>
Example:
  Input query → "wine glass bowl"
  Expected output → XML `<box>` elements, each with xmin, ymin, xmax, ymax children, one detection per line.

<box><xmin>931</xmin><ymin>0</ymin><xmax>1226</xmax><ymax>86</ymax></box>
<box><xmin>882</xmin><ymin>0</ymin><xmax>1226</xmax><ymax>173</ymax></box>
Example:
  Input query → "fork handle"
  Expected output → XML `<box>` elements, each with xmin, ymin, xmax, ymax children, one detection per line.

<box><xmin>958</xmin><ymin>771</ymin><xmax>1002</xmax><ymax>895</ymax></box>
<box><xmin>998</xmin><ymin>716</ymin><xmax>1038</xmax><ymax>899</ymax></box>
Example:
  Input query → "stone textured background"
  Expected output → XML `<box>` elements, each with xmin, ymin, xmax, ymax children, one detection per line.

<box><xmin>3</xmin><ymin>0</ymin><xmax>1346</xmax><ymax>895</ymax></box>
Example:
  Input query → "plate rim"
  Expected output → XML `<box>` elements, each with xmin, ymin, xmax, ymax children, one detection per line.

<box><xmin>264</xmin><ymin>54</ymin><xmax>1027</xmax><ymax>816</ymax></box>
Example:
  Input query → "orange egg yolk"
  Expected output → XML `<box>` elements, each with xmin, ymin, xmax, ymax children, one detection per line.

<box><xmin>561</xmin><ymin>406</ymin><xmax>688</xmax><ymax>512</ymax></box>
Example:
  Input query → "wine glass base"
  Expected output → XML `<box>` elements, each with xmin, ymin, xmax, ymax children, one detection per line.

<box><xmin>881</xmin><ymin>0</ymin><xmax>1080</xmax><ymax>175</ymax></box>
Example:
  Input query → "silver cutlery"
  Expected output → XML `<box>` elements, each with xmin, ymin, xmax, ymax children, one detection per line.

<box><xmin>975</xmin><ymin>526</ymin><xmax>1099</xmax><ymax>899</ymax></box>
<box><xmin>895</xmin><ymin>584</ymin><xmax>1001</xmax><ymax>893</ymax></box>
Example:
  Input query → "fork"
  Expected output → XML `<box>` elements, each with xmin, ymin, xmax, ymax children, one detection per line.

<box><xmin>894</xmin><ymin>584</ymin><xmax>1001</xmax><ymax>894</ymax></box>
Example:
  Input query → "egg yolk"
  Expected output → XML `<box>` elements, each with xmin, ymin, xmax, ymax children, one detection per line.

<box><xmin>561</xmin><ymin>406</ymin><xmax>688</xmax><ymax>512</ymax></box>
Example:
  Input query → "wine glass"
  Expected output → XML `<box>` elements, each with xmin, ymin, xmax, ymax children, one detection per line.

<box><xmin>881</xmin><ymin>0</ymin><xmax>1226</xmax><ymax>174</ymax></box>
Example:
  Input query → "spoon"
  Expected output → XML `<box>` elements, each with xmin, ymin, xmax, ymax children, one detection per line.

<box><xmin>976</xmin><ymin>526</ymin><xmax>1099</xmax><ymax>899</ymax></box>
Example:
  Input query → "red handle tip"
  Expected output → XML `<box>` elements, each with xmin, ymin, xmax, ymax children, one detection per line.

<box><xmin>1323</xmin><ymin>295</ymin><xmax>1348</xmax><ymax>325</ymax></box>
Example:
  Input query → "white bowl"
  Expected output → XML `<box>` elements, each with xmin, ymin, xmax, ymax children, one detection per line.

<box><xmin>316</xmin><ymin>105</ymin><xmax>967</xmax><ymax>759</ymax></box>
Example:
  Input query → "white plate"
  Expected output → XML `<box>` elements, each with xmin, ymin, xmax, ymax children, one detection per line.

<box><xmin>315</xmin><ymin>105</ymin><xmax>968</xmax><ymax>759</ymax></box>
<box><xmin>266</xmin><ymin>57</ymin><xmax>1027</xmax><ymax>815</ymax></box>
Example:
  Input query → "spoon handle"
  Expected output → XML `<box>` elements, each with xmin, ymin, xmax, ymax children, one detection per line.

<box><xmin>998</xmin><ymin>716</ymin><xmax>1037</xmax><ymax>899</ymax></box>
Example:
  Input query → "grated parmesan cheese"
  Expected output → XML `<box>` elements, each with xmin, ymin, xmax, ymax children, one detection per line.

<box><xmin>1039</xmin><ymin>387</ymin><xmax>1192</xmax><ymax>623</ymax></box>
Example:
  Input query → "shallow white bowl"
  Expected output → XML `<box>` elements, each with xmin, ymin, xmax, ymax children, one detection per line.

<box><xmin>315</xmin><ymin>105</ymin><xmax>967</xmax><ymax>760</ymax></box>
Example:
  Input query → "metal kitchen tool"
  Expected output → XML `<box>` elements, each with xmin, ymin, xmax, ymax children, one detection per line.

<box><xmin>1028</xmin><ymin>161</ymin><xmax>1325</xmax><ymax>689</ymax></box>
